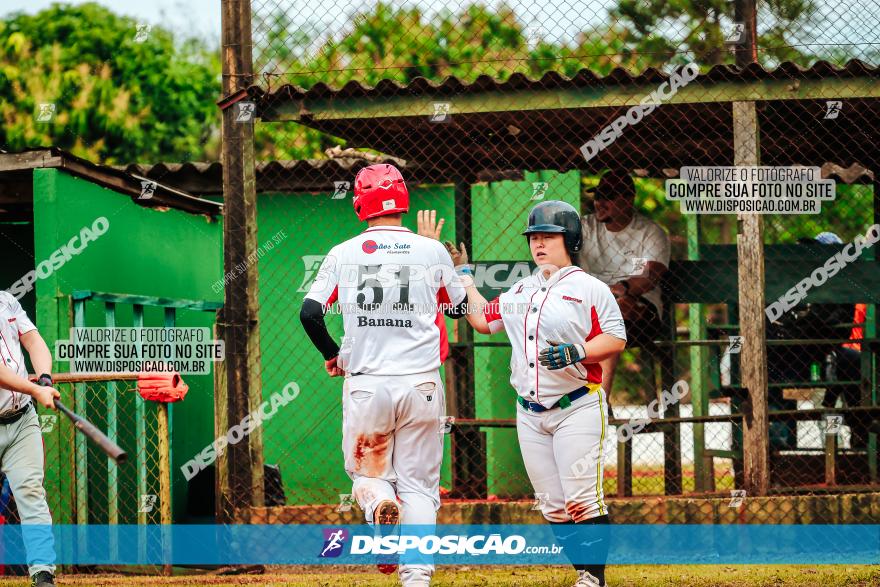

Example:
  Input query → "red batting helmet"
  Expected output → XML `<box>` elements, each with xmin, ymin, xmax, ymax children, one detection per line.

<box><xmin>353</xmin><ymin>164</ymin><xmax>409</xmax><ymax>221</ymax></box>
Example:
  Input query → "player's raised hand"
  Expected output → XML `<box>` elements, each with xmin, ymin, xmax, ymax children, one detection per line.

<box><xmin>417</xmin><ymin>210</ymin><xmax>445</xmax><ymax>240</ymax></box>
<box><xmin>444</xmin><ymin>241</ymin><xmax>470</xmax><ymax>268</ymax></box>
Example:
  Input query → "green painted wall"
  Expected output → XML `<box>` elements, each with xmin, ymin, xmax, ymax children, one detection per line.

<box><xmin>31</xmin><ymin>168</ymin><xmax>223</xmax><ymax>522</ymax></box>
<box><xmin>256</xmin><ymin>185</ymin><xmax>458</xmax><ymax>503</ymax></box>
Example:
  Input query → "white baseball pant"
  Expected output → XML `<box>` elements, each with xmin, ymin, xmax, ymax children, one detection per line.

<box><xmin>0</xmin><ymin>405</ymin><xmax>55</xmax><ymax>576</ymax></box>
<box><xmin>517</xmin><ymin>387</ymin><xmax>609</xmax><ymax>523</ymax></box>
<box><xmin>343</xmin><ymin>369</ymin><xmax>445</xmax><ymax>586</ymax></box>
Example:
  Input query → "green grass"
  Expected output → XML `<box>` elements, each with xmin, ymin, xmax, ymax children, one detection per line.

<box><xmin>3</xmin><ymin>566</ymin><xmax>878</xmax><ymax>586</ymax></box>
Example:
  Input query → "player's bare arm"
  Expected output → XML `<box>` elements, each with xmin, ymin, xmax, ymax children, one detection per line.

<box><xmin>0</xmin><ymin>363</ymin><xmax>60</xmax><ymax>409</ymax></box>
<box><xmin>20</xmin><ymin>329</ymin><xmax>53</xmax><ymax>379</ymax></box>
<box><xmin>460</xmin><ymin>274</ymin><xmax>491</xmax><ymax>335</ymax></box>
<box><xmin>610</xmin><ymin>260</ymin><xmax>667</xmax><ymax>298</ymax></box>
<box><xmin>439</xmin><ymin>240</ymin><xmax>491</xmax><ymax>331</ymax></box>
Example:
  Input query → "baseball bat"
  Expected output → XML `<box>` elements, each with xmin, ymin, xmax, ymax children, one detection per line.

<box><xmin>54</xmin><ymin>399</ymin><xmax>128</xmax><ymax>464</ymax></box>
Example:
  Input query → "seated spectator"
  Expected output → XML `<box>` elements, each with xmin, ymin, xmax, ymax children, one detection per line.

<box><xmin>576</xmin><ymin>169</ymin><xmax>671</xmax><ymax>403</ymax></box>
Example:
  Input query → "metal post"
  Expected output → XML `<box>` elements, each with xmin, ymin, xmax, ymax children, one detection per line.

<box><xmin>104</xmin><ymin>302</ymin><xmax>118</xmax><ymax>564</ymax></box>
<box><xmin>73</xmin><ymin>300</ymin><xmax>88</xmax><ymax>525</ymax></box>
<box><xmin>163</xmin><ymin>306</ymin><xmax>175</xmax><ymax>509</ymax></box>
<box><xmin>868</xmin><ymin>174</ymin><xmax>879</xmax><ymax>481</ymax></box>
<box><xmin>448</xmin><ymin>178</ymin><xmax>487</xmax><ymax>498</ymax></box>
<box><xmin>133</xmin><ymin>304</ymin><xmax>148</xmax><ymax>566</ymax></box>
<box><xmin>160</xmin><ymin>308</ymin><xmax>175</xmax><ymax>575</ymax></box>
<box><xmin>616</xmin><ymin>433</ymin><xmax>632</xmax><ymax>497</ymax></box>
<box><xmin>218</xmin><ymin>0</ymin><xmax>265</xmax><ymax>520</ymax></box>
<box><xmin>687</xmin><ymin>215</ymin><xmax>709</xmax><ymax>492</ymax></box>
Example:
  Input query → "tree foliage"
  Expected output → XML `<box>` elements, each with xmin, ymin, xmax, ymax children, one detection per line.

<box><xmin>0</xmin><ymin>1</ymin><xmax>842</xmax><ymax>167</ymax></box>
<box><xmin>251</xmin><ymin>3</ymin><xmax>656</xmax><ymax>159</ymax></box>
<box><xmin>0</xmin><ymin>3</ymin><xmax>219</xmax><ymax>164</ymax></box>
<box><xmin>611</xmin><ymin>0</ymin><xmax>818</xmax><ymax>67</ymax></box>
<box><xmin>255</xmin><ymin>2</ymin><xmax>650</xmax><ymax>89</ymax></box>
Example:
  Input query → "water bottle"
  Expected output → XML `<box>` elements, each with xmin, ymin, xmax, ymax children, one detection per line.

<box><xmin>810</xmin><ymin>362</ymin><xmax>821</xmax><ymax>382</ymax></box>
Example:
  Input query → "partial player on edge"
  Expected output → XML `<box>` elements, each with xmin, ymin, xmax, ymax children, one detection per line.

<box><xmin>0</xmin><ymin>291</ymin><xmax>61</xmax><ymax>587</ymax></box>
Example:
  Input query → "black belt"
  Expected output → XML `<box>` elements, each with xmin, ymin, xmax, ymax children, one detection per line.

<box><xmin>517</xmin><ymin>385</ymin><xmax>595</xmax><ymax>413</ymax></box>
<box><xmin>0</xmin><ymin>402</ymin><xmax>32</xmax><ymax>425</ymax></box>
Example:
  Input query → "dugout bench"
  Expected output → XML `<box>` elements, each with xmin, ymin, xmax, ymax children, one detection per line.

<box><xmin>639</xmin><ymin>242</ymin><xmax>880</xmax><ymax>497</ymax></box>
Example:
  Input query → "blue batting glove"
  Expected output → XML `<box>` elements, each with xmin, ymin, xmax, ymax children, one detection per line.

<box><xmin>538</xmin><ymin>341</ymin><xmax>586</xmax><ymax>370</ymax></box>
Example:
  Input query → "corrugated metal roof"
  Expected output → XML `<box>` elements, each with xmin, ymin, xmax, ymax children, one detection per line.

<box><xmin>248</xmin><ymin>60</ymin><xmax>878</xmax><ymax>102</ymax></box>
<box><xmin>115</xmin><ymin>159</ymin><xmax>873</xmax><ymax>199</ymax></box>
<box><xmin>122</xmin><ymin>156</ymin><xmax>415</xmax><ymax>195</ymax></box>
<box><xmin>0</xmin><ymin>148</ymin><xmax>222</xmax><ymax>217</ymax></box>
<box><xmin>819</xmin><ymin>162</ymin><xmax>875</xmax><ymax>185</ymax></box>
<box><xmin>242</xmin><ymin>60</ymin><xmax>879</xmax><ymax>179</ymax></box>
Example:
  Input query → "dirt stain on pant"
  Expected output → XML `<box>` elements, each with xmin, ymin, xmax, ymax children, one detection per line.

<box><xmin>353</xmin><ymin>432</ymin><xmax>391</xmax><ymax>477</ymax></box>
<box><xmin>565</xmin><ymin>501</ymin><xmax>592</xmax><ymax>523</ymax></box>
<box><xmin>539</xmin><ymin>505</ymin><xmax>568</xmax><ymax>523</ymax></box>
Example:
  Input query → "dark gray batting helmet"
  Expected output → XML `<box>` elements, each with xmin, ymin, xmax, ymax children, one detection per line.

<box><xmin>522</xmin><ymin>200</ymin><xmax>583</xmax><ymax>254</ymax></box>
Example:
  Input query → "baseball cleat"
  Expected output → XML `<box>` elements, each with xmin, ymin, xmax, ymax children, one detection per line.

<box><xmin>375</xmin><ymin>499</ymin><xmax>400</xmax><ymax>575</ymax></box>
<box><xmin>30</xmin><ymin>571</ymin><xmax>55</xmax><ymax>587</ymax></box>
<box><xmin>572</xmin><ymin>570</ymin><xmax>603</xmax><ymax>587</ymax></box>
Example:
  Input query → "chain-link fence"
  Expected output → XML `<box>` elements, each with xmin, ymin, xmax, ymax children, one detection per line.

<box><xmin>39</xmin><ymin>375</ymin><xmax>170</xmax><ymax>528</ymax></box>
<box><xmin>209</xmin><ymin>0</ymin><xmax>880</xmax><ymax>526</ymax></box>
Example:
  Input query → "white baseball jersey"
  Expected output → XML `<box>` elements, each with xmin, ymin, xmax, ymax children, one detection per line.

<box><xmin>484</xmin><ymin>266</ymin><xmax>626</xmax><ymax>407</ymax></box>
<box><xmin>305</xmin><ymin>226</ymin><xmax>466</xmax><ymax>376</ymax></box>
<box><xmin>0</xmin><ymin>292</ymin><xmax>36</xmax><ymax>412</ymax></box>
<box><xmin>577</xmin><ymin>213</ymin><xmax>670</xmax><ymax>313</ymax></box>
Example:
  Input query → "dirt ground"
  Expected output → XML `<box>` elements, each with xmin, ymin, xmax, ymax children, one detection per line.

<box><xmin>0</xmin><ymin>565</ymin><xmax>878</xmax><ymax>586</ymax></box>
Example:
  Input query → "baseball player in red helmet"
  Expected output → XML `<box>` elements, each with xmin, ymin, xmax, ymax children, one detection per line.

<box><xmin>300</xmin><ymin>164</ymin><xmax>468</xmax><ymax>587</ymax></box>
<box><xmin>420</xmin><ymin>200</ymin><xmax>626</xmax><ymax>587</ymax></box>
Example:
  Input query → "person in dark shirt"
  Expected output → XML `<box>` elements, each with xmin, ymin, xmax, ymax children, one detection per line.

<box><xmin>766</xmin><ymin>232</ymin><xmax>865</xmax><ymax>448</ymax></box>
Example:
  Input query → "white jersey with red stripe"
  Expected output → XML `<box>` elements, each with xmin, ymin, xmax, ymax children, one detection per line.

<box><xmin>0</xmin><ymin>291</ymin><xmax>37</xmax><ymax>412</ymax></box>
<box><xmin>483</xmin><ymin>265</ymin><xmax>626</xmax><ymax>406</ymax></box>
<box><xmin>305</xmin><ymin>226</ymin><xmax>466</xmax><ymax>376</ymax></box>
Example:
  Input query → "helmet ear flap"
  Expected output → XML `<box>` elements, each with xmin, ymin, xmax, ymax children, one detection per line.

<box><xmin>568</xmin><ymin>229</ymin><xmax>583</xmax><ymax>254</ymax></box>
